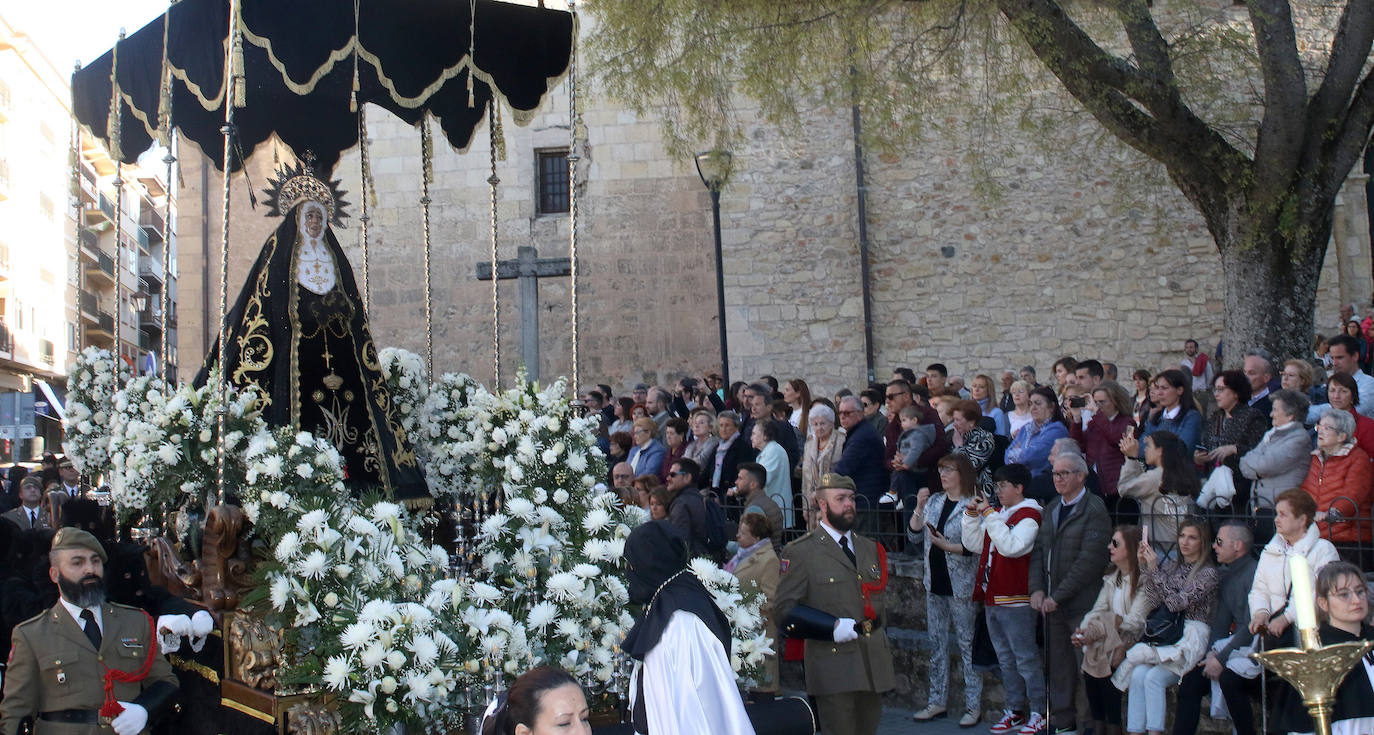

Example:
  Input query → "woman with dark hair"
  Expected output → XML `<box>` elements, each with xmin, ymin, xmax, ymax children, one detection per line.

<box><xmin>1137</xmin><ymin>369</ymin><xmax>1202</xmax><ymax>455</ymax></box>
<box><xmin>1005</xmin><ymin>386</ymin><xmax>1070</xmax><ymax>478</ymax></box>
<box><xmin>1344</xmin><ymin>319</ymin><xmax>1372</xmax><ymax>373</ymax></box>
<box><xmin>949</xmin><ymin>400</ymin><xmax>996</xmax><ymax>497</ymax></box>
<box><xmin>726</xmin><ymin>381</ymin><xmax>749</xmax><ymax>412</ymax></box>
<box><xmin>1117</xmin><ymin>431</ymin><xmax>1198</xmax><ymax>551</ymax></box>
<box><xmin>1052</xmin><ymin>357</ymin><xmax>1079</xmax><ymax>399</ymax></box>
<box><xmin>648</xmin><ymin>485</ymin><xmax>672</xmax><ymax>521</ymax></box>
<box><xmin>623</xmin><ymin>520</ymin><xmax>753</xmax><ymax>733</ymax></box>
<box><xmin>1321</xmin><ymin>372</ymin><xmax>1374</xmax><ymax>456</ymax></box>
<box><xmin>608</xmin><ymin>397</ymin><xmax>636</xmax><ymax>437</ymax></box>
<box><xmin>1114</xmin><ymin>519</ymin><xmax>1217</xmax><ymax>735</ymax></box>
<box><xmin>606</xmin><ymin>431</ymin><xmax>633</xmax><ymax>487</ymax></box>
<box><xmin>1074</xmin><ymin>525</ymin><xmax>1149</xmax><ymax>735</ymax></box>
<box><xmin>1195</xmin><ymin>370</ymin><xmax>1268</xmax><ymax>510</ymax></box>
<box><xmin>481</xmin><ymin>666</ymin><xmax>589</xmax><ymax>735</ymax></box>
<box><xmin>783</xmin><ymin>378</ymin><xmax>813</xmax><ymax>443</ymax></box>
<box><xmin>906</xmin><ymin>454</ymin><xmax>982</xmax><ymax>726</ymax></box>
<box><xmin>658</xmin><ymin>418</ymin><xmax>691</xmax><ymax>484</ymax></box>
<box><xmin>1131</xmin><ymin>370</ymin><xmax>1152</xmax><ymax>425</ymax></box>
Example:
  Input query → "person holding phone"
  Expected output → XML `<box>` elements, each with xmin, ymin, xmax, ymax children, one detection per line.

<box><xmin>907</xmin><ymin>454</ymin><xmax>982</xmax><ymax>726</ymax></box>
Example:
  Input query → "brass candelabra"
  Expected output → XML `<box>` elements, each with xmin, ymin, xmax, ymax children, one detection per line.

<box><xmin>1252</xmin><ymin>627</ymin><xmax>1374</xmax><ymax>735</ymax></box>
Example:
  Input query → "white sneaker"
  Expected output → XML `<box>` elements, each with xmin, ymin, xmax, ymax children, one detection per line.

<box><xmin>1018</xmin><ymin>712</ymin><xmax>1046</xmax><ymax>735</ymax></box>
<box><xmin>960</xmin><ymin>710</ymin><xmax>981</xmax><ymax>728</ymax></box>
<box><xmin>912</xmin><ymin>705</ymin><xmax>947</xmax><ymax>721</ymax></box>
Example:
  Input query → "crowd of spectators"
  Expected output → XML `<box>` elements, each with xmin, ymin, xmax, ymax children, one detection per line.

<box><xmin>583</xmin><ymin>325</ymin><xmax>1374</xmax><ymax>734</ymax></box>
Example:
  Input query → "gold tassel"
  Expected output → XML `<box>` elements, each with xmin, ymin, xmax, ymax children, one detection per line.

<box><xmin>231</xmin><ymin>35</ymin><xmax>246</xmax><ymax>108</ymax></box>
<box><xmin>402</xmin><ymin>497</ymin><xmax>434</xmax><ymax>512</ymax></box>
<box><xmin>350</xmin><ymin>0</ymin><xmax>360</xmax><ymax>112</ymax></box>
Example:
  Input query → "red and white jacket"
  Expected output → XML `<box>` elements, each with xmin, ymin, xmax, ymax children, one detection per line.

<box><xmin>962</xmin><ymin>498</ymin><xmax>1042</xmax><ymax>607</ymax></box>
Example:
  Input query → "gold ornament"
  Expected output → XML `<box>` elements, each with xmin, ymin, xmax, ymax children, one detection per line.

<box><xmin>262</xmin><ymin>152</ymin><xmax>351</xmax><ymax>226</ymax></box>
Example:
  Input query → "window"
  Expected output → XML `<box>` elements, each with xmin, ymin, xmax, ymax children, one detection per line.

<box><xmin>535</xmin><ymin>149</ymin><xmax>570</xmax><ymax>215</ymax></box>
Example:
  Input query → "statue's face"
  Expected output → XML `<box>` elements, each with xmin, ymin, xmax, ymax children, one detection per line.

<box><xmin>303</xmin><ymin>207</ymin><xmax>325</xmax><ymax>238</ymax></box>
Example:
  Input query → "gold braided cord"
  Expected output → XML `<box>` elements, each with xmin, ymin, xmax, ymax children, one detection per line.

<box><xmin>420</xmin><ymin>117</ymin><xmax>434</xmax><ymax>377</ymax></box>
<box><xmin>487</xmin><ymin>100</ymin><xmax>501</xmax><ymax>387</ymax></box>
<box><xmin>217</xmin><ymin>0</ymin><xmax>242</xmax><ymax>504</ymax></box>
<box><xmin>566</xmin><ymin>1</ymin><xmax>580</xmax><ymax>395</ymax></box>
<box><xmin>107</xmin><ymin>31</ymin><xmax>124</xmax><ymax>162</ymax></box>
<box><xmin>359</xmin><ymin>106</ymin><xmax>371</xmax><ymax>311</ymax></box>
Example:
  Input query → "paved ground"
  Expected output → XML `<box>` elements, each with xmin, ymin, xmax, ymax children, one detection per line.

<box><xmin>875</xmin><ymin>704</ymin><xmax>972</xmax><ymax>735</ymax></box>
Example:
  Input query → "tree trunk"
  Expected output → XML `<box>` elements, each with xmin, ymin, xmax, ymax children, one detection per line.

<box><xmin>1218</xmin><ymin>219</ymin><xmax>1329</xmax><ymax>368</ymax></box>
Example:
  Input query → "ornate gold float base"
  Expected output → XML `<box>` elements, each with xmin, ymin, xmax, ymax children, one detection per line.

<box><xmin>1252</xmin><ymin>628</ymin><xmax>1374</xmax><ymax>735</ymax></box>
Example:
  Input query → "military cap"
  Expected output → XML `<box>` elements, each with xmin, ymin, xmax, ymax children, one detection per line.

<box><xmin>817</xmin><ymin>473</ymin><xmax>856</xmax><ymax>491</ymax></box>
<box><xmin>50</xmin><ymin>527</ymin><xmax>107</xmax><ymax>562</ymax></box>
<box><xmin>18</xmin><ymin>474</ymin><xmax>43</xmax><ymax>491</ymax></box>
<box><xmin>58</xmin><ymin>457</ymin><xmax>75</xmax><ymax>469</ymax></box>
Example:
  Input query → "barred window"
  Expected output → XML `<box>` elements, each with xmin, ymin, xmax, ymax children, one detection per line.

<box><xmin>536</xmin><ymin>149</ymin><xmax>569</xmax><ymax>215</ymax></box>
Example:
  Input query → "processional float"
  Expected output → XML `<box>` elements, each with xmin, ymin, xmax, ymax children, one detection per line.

<box><xmin>69</xmin><ymin>0</ymin><xmax>584</xmax><ymax>731</ymax></box>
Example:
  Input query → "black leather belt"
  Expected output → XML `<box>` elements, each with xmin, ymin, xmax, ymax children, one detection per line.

<box><xmin>39</xmin><ymin>710</ymin><xmax>99</xmax><ymax>724</ymax></box>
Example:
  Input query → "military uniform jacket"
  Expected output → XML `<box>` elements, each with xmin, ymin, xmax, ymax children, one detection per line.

<box><xmin>773</xmin><ymin>528</ymin><xmax>896</xmax><ymax>697</ymax></box>
<box><xmin>1</xmin><ymin>601</ymin><xmax>178</xmax><ymax>735</ymax></box>
<box><xmin>1</xmin><ymin>506</ymin><xmax>47</xmax><ymax>531</ymax></box>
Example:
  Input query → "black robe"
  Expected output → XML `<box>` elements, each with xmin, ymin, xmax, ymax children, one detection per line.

<box><xmin>196</xmin><ymin>203</ymin><xmax>427</xmax><ymax>505</ymax></box>
<box><xmin>1270</xmin><ymin>623</ymin><xmax>1374</xmax><ymax>733</ymax></box>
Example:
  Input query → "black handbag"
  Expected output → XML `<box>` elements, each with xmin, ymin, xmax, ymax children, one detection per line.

<box><xmin>1141</xmin><ymin>604</ymin><xmax>1185</xmax><ymax>646</ymax></box>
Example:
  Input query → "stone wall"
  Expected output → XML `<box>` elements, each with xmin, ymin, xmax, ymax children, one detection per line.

<box><xmin>174</xmin><ymin>15</ymin><xmax>1372</xmax><ymax>398</ymax></box>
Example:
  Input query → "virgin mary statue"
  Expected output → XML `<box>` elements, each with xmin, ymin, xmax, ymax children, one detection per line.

<box><xmin>197</xmin><ymin>157</ymin><xmax>428</xmax><ymax>506</ymax></box>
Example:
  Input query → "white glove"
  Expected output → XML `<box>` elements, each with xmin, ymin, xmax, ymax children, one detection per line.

<box><xmin>833</xmin><ymin>618</ymin><xmax>859</xmax><ymax>643</ymax></box>
<box><xmin>156</xmin><ymin>615</ymin><xmax>190</xmax><ymax>655</ymax></box>
<box><xmin>189</xmin><ymin>610</ymin><xmax>214</xmax><ymax>652</ymax></box>
<box><xmin>110</xmin><ymin>702</ymin><xmax>148</xmax><ymax>735</ymax></box>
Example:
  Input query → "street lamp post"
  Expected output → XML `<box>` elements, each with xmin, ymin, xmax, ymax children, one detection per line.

<box><xmin>695</xmin><ymin>150</ymin><xmax>733</xmax><ymax>392</ymax></box>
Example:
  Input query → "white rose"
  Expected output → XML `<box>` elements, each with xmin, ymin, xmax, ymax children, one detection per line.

<box><xmin>323</xmin><ymin>592</ymin><xmax>339</xmax><ymax>607</ymax></box>
<box><xmin>553</xmin><ymin>489</ymin><xmax>569</xmax><ymax>504</ymax></box>
<box><xmin>380</xmin><ymin>676</ymin><xmax>398</xmax><ymax>694</ymax></box>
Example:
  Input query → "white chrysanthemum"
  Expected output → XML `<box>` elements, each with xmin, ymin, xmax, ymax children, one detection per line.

<box><xmin>582</xmin><ymin>508</ymin><xmax>612</xmax><ymax>534</ymax></box>
<box><xmin>526</xmin><ymin>601</ymin><xmax>559</xmax><ymax>631</ymax></box>
<box><xmin>407</xmin><ymin>634</ymin><xmax>439</xmax><ymax>667</ymax></box>
<box><xmin>297</xmin><ymin>509</ymin><xmax>328</xmax><ymax>533</ymax></box>
<box><xmin>298</xmin><ymin>550</ymin><xmax>329</xmax><ymax>579</ymax></box>
<box><xmin>567</xmin><ymin>453</ymin><xmax>588</xmax><ymax>473</ymax></box>
<box><xmin>581</xmin><ymin>539</ymin><xmax>610</xmax><ymax>562</ymax></box>
<box><xmin>371</xmin><ymin>502</ymin><xmax>403</xmax><ymax>524</ymax></box>
<box><xmin>469</xmin><ymin>582</ymin><xmax>501</xmax><ymax>604</ymax></box>
<box><xmin>358</xmin><ymin>599</ymin><xmax>397</xmax><ymax>626</ymax></box>
<box><xmin>341</xmin><ymin>621</ymin><xmax>375</xmax><ymax>650</ymax></box>
<box><xmin>268</xmin><ymin>576</ymin><xmax>291</xmax><ymax>609</ymax></box>
<box><xmin>260</xmin><ymin>455</ymin><xmax>284</xmax><ymax>477</ymax></box>
<box><xmin>545</xmin><ymin>572</ymin><xmax>582</xmax><ymax>601</ymax></box>
<box><xmin>275</xmin><ymin>532</ymin><xmax>301</xmax><ymax>562</ymax></box>
<box><xmin>572</xmin><ymin>563</ymin><xmax>601</xmax><ymax>579</ymax></box>
<box><xmin>322</xmin><ymin>654</ymin><xmax>352</xmax><ymax>690</ymax></box>
<box><xmin>296</xmin><ymin>463</ymin><xmax>315</xmax><ymax>479</ymax></box>
<box><xmin>536</xmin><ymin>506</ymin><xmax>564</xmax><ymax>526</ymax></box>
<box><xmin>347</xmin><ymin>515</ymin><xmax>381</xmax><ymax>537</ymax></box>
<box><xmin>505</xmin><ymin>497</ymin><xmax>536</xmax><ymax>521</ymax></box>
<box><xmin>360</xmin><ymin>644</ymin><xmax>387</xmax><ymax>670</ymax></box>
<box><xmin>481</xmin><ymin>513</ymin><xmax>510</xmax><ymax>539</ymax></box>
<box><xmin>155</xmin><ymin>442</ymin><xmax>180</xmax><ymax>465</ymax></box>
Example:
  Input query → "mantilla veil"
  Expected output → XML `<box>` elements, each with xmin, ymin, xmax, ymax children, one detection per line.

<box><xmin>195</xmin><ymin>157</ymin><xmax>428</xmax><ymax>506</ymax></box>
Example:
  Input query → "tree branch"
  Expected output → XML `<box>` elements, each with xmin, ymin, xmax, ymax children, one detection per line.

<box><xmin>1247</xmin><ymin>0</ymin><xmax>1308</xmax><ymax>187</ymax></box>
<box><xmin>1305</xmin><ymin>1</ymin><xmax>1374</xmax><ymax>156</ymax></box>
<box><xmin>1320</xmin><ymin>69</ymin><xmax>1374</xmax><ymax>202</ymax></box>
<box><xmin>1109</xmin><ymin>0</ymin><xmax>1176</xmax><ymax>93</ymax></box>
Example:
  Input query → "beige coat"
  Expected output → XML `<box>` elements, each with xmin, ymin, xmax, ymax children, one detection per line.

<box><xmin>1078</xmin><ymin>571</ymin><xmax>1150</xmax><ymax>678</ymax></box>
<box><xmin>801</xmin><ymin>428</ymin><xmax>846</xmax><ymax>527</ymax></box>
<box><xmin>732</xmin><ymin>544</ymin><xmax>781</xmax><ymax>691</ymax></box>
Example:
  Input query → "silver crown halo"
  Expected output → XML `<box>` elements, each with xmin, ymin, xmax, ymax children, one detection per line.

<box><xmin>262</xmin><ymin>152</ymin><xmax>350</xmax><ymax>226</ymax></box>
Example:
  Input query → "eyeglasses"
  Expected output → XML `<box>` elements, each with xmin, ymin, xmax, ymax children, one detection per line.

<box><xmin>669</xmin><ymin>471</ymin><xmax>690</xmax><ymax>477</ymax></box>
<box><xmin>1052</xmin><ymin>470</ymin><xmax>1082</xmax><ymax>478</ymax></box>
<box><xmin>838</xmin><ymin>409</ymin><xmax>860</xmax><ymax>416</ymax></box>
<box><xmin>885</xmin><ymin>393</ymin><xmax>903</xmax><ymax>400</ymax></box>
<box><xmin>937</xmin><ymin>466</ymin><xmax>957</xmax><ymax>475</ymax></box>
<box><xmin>1108</xmin><ymin>539</ymin><xmax>1121</xmax><ymax>548</ymax></box>
<box><xmin>1329</xmin><ymin>587</ymin><xmax>1368</xmax><ymax>603</ymax></box>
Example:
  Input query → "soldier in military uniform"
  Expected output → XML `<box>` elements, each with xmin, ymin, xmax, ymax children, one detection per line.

<box><xmin>1</xmin><ymin>528</ymin><xmax>178</xmax><ymax>735</ymax></box>
<box><xmin>774</xmin><ymin>474</ymin><xmax>894</xmax><ymax>735</ymax></box>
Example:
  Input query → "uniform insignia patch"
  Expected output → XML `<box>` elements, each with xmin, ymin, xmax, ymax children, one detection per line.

<box><xmin>780</xmin><ymin>559</ymin><xmax>790</xmax><ymax>574</ymax></box>
<box><xmin>121</xmin><ymin>638</ymin><xmax>144</xmax><ymax>649</ymax></box>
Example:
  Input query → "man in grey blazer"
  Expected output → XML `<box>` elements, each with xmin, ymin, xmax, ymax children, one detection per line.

<box><xmin>1</xmin><ymin>476</ymin><xmax>47</xmax><ymax>531</ymax></box>
<box><xmin>1029</xmin><ymin>453</ymin><xmax>1111</xmax><ymax>735</ymax></box>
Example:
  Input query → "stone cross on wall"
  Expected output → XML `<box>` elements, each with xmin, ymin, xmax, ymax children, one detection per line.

<box><xmin>475</xmin><ymin>245</ymin><xmax>571</xmax><ymax>382</ymax></box>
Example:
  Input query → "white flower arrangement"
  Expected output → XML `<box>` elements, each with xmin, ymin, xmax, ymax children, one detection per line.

<box><xmin>63</xmin><ymin>349</ymin><xmax>770</xmax><ymax>733</ymax></box>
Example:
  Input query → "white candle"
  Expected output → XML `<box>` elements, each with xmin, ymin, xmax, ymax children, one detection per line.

<box><xmin>1290</xmin><ymin>555</ymin><xmax>1318</xmax><ymax>632</ymax></box>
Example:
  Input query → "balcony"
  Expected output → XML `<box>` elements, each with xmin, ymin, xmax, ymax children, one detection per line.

<box><xmin>83</xmin><ymin>194</ymin><xmax>115</xmax><ymax>229</ymax></box>
<box><xmin>89</xmin><ymin>310</ymin><xmax>115</xmax><ymax>339</ymax></box>
<box><xmin>139</xmin><ymin>255</ymin><xmax>164</xmax><ymax>286</ymax></box>
<box><xmin>79</xmin><ymin>290</ymin><xmax>99</xmax><ymax>321</ymax></box>
<box><xmin>139</xmin><ymin>208</ymin><xmax>165</xmax><ymax>241</ymax></box>
<box><xmin>139</xmin><ymin>304</ymin><xmax>164</xmax><ymax>335</ymax></box>
<box><xmin>39</xmin><ymin>339</ymin><xmax>53</xmax><ymax>366</ymax></box>
<box><xmin>79</xmin><ymin>229</ymin><xmax>100</xmax><ymax>261</ymax></box>
<box><xmin>0</xmin><ymin>323</ymin><xmax>13</xmax><ymax>355</ymax></box>
<box><xmin>85</xmin><ymin>251</ymin><xmax>116</xmax><ymax>286</ymax></box>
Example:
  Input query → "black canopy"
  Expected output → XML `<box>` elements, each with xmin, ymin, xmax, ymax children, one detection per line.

<box><xmin>71</xmin><ymin>0</ymin><xmax>573</xmax><ymax>172</ymax></box>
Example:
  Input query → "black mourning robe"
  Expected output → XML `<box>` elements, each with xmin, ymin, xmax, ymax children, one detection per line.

<box><xmin>196</xmin><ymin>203</ymin><xmax>427</xmax><ymax>505</ymax></box>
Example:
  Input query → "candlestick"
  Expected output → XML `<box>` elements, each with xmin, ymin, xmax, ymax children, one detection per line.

<box><xmin>1291</xmin><ymin>555</ymin><xmax>1318</xmax><ymax>632</ymax></box>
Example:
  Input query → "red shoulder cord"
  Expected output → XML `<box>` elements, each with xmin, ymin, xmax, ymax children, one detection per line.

<box><xmin>99</xmin><ymin>611</ymin><xmax>159</xmax><ymax>719</ymax></box>
<box><xmin>859</xmin><ymin>543</ymin><xmax>889</xmax><ymax>621</ymax></box>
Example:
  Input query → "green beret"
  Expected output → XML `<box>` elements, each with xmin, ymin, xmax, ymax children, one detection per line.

<box><xmin>50</xmin><ymin>527</ymin><xmax>107</xmax><ymax>563</ymax></box>
<box><xmin>817</xmin><ymin>473</ymin><xmax>856</xmax><ymax>492</ymax></box>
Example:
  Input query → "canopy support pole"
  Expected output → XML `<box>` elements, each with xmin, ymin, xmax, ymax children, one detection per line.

<box><xmin>488</xmin><ymin>101</ymin><xmax>502</xmax><ymax>388</ymax></box>
<box><xmin>567</xmin><ymin>0</ymin><xmax>581</xmax><ymax>396</ymax></box>
<box><xmin>420</xmin><ymin>117</ymin><xmax>434</xmax><ymax>377</ymax></box>
<box><xmin>216</xmin><ymin>0</ymin><xmax>243</xmax><ymax>505</ymax></box>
